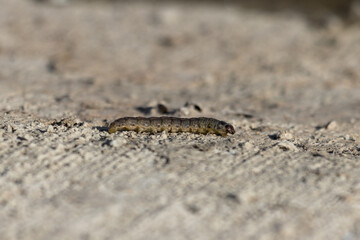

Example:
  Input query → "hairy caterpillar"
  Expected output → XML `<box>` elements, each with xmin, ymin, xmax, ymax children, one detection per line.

<box><xmin>108</xmin><ymin>117</ymin><xmax>235</xmax><ymax>136</ymax></box>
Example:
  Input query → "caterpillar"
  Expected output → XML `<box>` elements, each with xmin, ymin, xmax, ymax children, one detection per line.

<box><xmin>108</xmin><ymin>117</ymin><xmax>235</xmax><ymax>136</ymax></box>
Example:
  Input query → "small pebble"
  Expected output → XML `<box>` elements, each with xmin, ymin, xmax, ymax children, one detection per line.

<box><xmin>110</xmin><ymin>138</ymin><xmax>127</xmax><ymax>147</ymax></box>
<box><xmin>243</xmin><ymin>142</ymin><xmax>253</xmax><ymax>151</ymax></box>
<box><xmin>344</xmin><ymin>135</ymin><xmax>355</xmax><ymax>141</ymax></box>
<box><xmin>159</xmin><ymin>131</ymin><xmax>168</xmax><ymax>140</ymax></box>
<box><xmin>325</xmin><ymin>121</ymin><xmax>337</xmax><ymax>130</ymax></box>
<box><xmin>47</xmin><ymin>125</ymin><xmax>54</xmax><ymax>133</ymax></box>
<box><xmin>26</xmin><ymin>134</ymin><xmax>34</xmax><ymax>141</ymax></box>
<box><xmin>6</xmin><ymin>124</ymin><xmax>13</xmax><ymax>133</ymax></box>
<box><xmin>277</xmin><ymin>141</ymin><xmax>298</xmax><ymax>152</ymax></box>
<box><xmin>180</xmin><ymin>107</ymin><xmax>190</xmax><ymax>116</ymax></box>
<box><xmin>280</xmin><ymin>132</ymin><xmax>293</xmax><ymax>140</ymax></box>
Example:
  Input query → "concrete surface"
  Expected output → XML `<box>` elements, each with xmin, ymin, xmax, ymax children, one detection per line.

<box><xmin>0</xmin><ymin>0</ymin><xmax>360</xmax><ymax>239</ymax></box>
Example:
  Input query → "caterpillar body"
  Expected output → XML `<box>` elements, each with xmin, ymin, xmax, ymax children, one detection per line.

<box><xmin>108</xmin><ymin>117</ymin><xmax>235</xmax><ymax>136</ymax></box>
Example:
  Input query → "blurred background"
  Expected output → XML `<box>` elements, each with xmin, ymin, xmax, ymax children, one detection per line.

<box><xmin>1</xmin><ymin>0</ymin><xmax>360</xmax><ymax>124</ymax></box>
<box><xmin>34</xmin><ymin>0</ymin><xmax>360</xmax><ymax>20</ymax></box>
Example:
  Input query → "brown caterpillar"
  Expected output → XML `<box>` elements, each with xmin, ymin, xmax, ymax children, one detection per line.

<box><xmin>108</xmin><ymin>117</ymin><xmax>235</xmax><ymax>136</ymax></box>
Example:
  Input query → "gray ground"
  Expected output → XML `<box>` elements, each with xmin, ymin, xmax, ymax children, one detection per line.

<box><xmin>1</xmin><ymin>0</ymin><xmax>360</xmax><ymax>239</ymax></box>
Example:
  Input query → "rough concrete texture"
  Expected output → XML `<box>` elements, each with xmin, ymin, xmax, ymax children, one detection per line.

<box><xmin>1</xmin><ymin>0</ymin><xmax>360</xmax><ymax>239</ymax></box>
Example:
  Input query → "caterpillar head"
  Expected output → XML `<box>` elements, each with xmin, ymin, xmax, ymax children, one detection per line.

<box><xmin>225</xmin><ymin>124</ymin><xmax>235</xmax><ymax>134</ymax></box>
<box><xmin>217</xmin><ymin>121</ymin><xmax>235</xmax><ymax>136</ymax></box>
